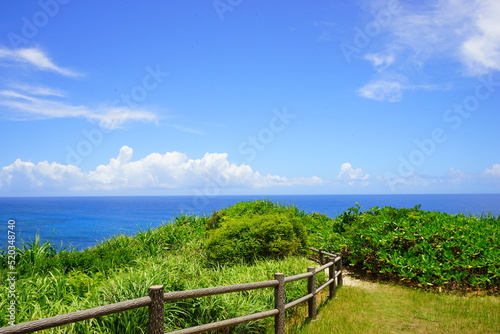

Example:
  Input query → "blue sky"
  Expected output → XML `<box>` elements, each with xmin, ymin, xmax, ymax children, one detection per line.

<box><xmin>0</xmin><ymin>0</ymin><xmax>499</xmax><ymax>196</ymax></box>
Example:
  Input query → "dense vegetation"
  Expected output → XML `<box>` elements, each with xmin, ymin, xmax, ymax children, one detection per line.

<box><xmin>0</xmin><ymin>200</ymin><xmax>327</xmax><ymax>333</ymax></box>
<box><xmin>1</xmin><ymin>200</ymin><xmax>499</xmax><ymax>333</ymax></box>
<box><xmin>323</xmin><ymin>204</ymin><xmax>500</xmax><ymax>292</ymax></box>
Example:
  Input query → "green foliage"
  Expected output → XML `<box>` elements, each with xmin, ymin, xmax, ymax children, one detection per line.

<box><xmin>327</xmin><ymin>205</ymin><xmax>500</xmax><ymax>291</ymax></box>
<box><xmin>205</xmin><ymin>213</ymin><xmax>307</xmax><ymax>265</ymax></box>
<box><xmin>204</xmin><ymin>200</ymin><xmax>311</xmax><ymax>265</ymax></box>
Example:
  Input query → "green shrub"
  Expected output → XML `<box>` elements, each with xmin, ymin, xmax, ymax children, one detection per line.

<box><xmin>205</xmin><ymin>213</ymin><xmax>308</xmax><ymax>265</ymax></box>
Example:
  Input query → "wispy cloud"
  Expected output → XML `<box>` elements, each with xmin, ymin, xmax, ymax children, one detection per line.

<box><xmin>166</xmin><ymin>124</ymin><xmax>204</xmax><ymax>136</ymax></box>
<box><xmin>8</xmin><ymin>83</ymin><xmax>66</xmax><ymax>97</ymax></box>
<box><xmin>0</xmin><ymin>47</ymin><xmax>82</xmax><ymax>77</ymax></box>
<box><xmin>380</xmin><ymin>164</ymin><xmax>500</xmax><ymax>192</ymax></box>
<box><xmin>0</xmin><ymin>46</ymin><xmax>159</xmax><ymax>128</ymax></box>
<box><xmin>0</xmin><ymin>89</ymin><xmax>158</xmax><ymax>129</ymax></box>
<box><xmin>356</xmin><ymin>0</ymin><xmax>500</xmax><ymax>102</ymax></box>
<box><xmin>357</xmin><ymin>79</ymin><xmax>403</xmax><ymax>102</ymax></box>
<box><xmin>364</xmin><ymin>53</ymin><xmax>395</xmax><ymax>71</ymax></box>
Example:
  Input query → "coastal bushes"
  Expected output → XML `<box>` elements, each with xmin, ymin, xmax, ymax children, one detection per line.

<box><xmin>324</xmin><ymin>204</ymin><xmax>500</xmax><ymax>291</ymax></box>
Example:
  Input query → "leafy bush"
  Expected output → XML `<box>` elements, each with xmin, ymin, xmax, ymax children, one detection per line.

<box><xmin>327</xmin><ymin>205</ymin><xmax>500</xmax><ymax>291</ymax></box>
<box><xmin>205</xmin><ymin>213</ymin><xmax>308</xmax><ymax>265</ymax></box>
<box><xmin>204</xmin><ymin>200</ymin><xmax>314</xmax><ymax>265</ymax></box>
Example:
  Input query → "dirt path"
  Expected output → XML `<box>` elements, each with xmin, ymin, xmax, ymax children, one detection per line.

<box><xmin>341</xmin><ymin>271</ymin><xmax>379</xmax><ymax>291</ymax></box>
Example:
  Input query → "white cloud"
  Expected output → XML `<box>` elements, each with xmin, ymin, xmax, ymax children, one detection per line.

<box><xmin>364</xmin><ymin>53</ymin><xmax>395</xmax><ymax>71</ymax></box>
<box><xmin>357</xmin><ymin>79</ymin><xmax>403</xmax><ymax>102</ymax></box>
<box><xmin>447</xmin><ymin>165</ymin><xmax>500</xmax><ymax>179</ymax></box>
<box><xmin>378</xmin><ymin>173</ymin><xmax>443</xmax><ymax>191</ymax></box>
<box><xmin>0</xmin><ymin>47</ymin><xmax>81</xmax><ymax>77</ymax></box>
<box><xmin>0</xmin><ymin>47</ymin><xmax>158</xmax><ymax>128</ymax></box>
<box><xmin>482</xmin><ymin>164</ymin><xmax>500</xmax><ymax>177</ymax></box>
<box><xmin>0</xmin><ymin>159</ymin><xmax>85</xmax><ymax>191</ymax></box>
<box><xmin>8</xmin><ymin>83</ymin><xmax>65</xmax><ymax>97</ymax></box>
<box><xmin>0</xmin><ymin>90</ymin><xmax>158</xmax><ymax>128</ymax></box>
<box><xmin>337</xmin><ymin>163</ymin><xmax>369</xmax><ymax>185</ymax></box>
<box><xmin>380</xmin><ymin>164</ymin><xmax>500</xmax><ymax>193</ymax></box>
<box><xmin>357</xmin><ymin>0</ymin><xmax>500</xmax><ymax>101</ymax></box>
<box><xmin>448</xmin><ymin>167</ymin><xmax>471</xmax><ymax>179</ymax></box>
<box><xmin>0</xmin><ymin>146</ymin><xmax>324</xmax><ymax>193</ymax></box>
<box><xmin>460</xmin><ymin>0</ymin><xmax>500</xmax><ymax>74</ymax></box>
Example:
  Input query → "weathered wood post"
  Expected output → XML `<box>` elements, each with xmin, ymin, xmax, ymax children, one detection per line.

<box><xmin>328</xmin><ymin>257</ymin><xmax>336</xmax><ymax>299</ymax></box>
<box><xmin>274</xmin><ymin>273</ymin><xmax>285</xmax><ymax>334</ymax></box>
<box><xmin>338</xmin><ymin>256</ymin><xmax>343</xmax><ymax>287</ymax></box>
<box><xmin>148</xmin><ymin>285</ymin><xmax>164</xmax><ymax>334</ymax></box>
<box><xmin>319</xmin><ymin>249</ymin><xmax>324</xmax><ymax>265</ymax></box>
<box><xmin>307</xmin><ymin>267</ymin><xmax>317</xmax><ymax>319</ymax></box>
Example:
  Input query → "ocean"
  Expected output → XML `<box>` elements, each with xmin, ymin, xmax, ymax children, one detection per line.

<box><xmin>1</xmin><ymin>194</ymin><xmax>499</xmax><ymax>250</ymax></box>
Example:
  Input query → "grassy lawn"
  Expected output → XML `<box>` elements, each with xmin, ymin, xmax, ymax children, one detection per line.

<box><xmin>297</xmin><ymin>280</ymin><xmax>500</xmax><ymax>334</ymax></box>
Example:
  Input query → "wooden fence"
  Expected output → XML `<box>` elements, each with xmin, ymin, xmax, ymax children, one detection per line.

<box><xmin>0</xmin><ymin>248</ymin><xmax>342</xmax><ymax>334</ymax></box>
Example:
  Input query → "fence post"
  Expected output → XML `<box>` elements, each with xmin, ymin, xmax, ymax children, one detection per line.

<box><xmin>274</xmin><ymin>273</ymin><xmax>285</xmax><ymax>334</ymax></box>
<box><xmin>319</xmin><ymin>249</ymin><xmax>324</xmax><ymax>265</ymax></box>
<box><xmin>307</xmin><ymin>267</ymin><xmax>317</xmax><ymax>319</ymax></box>
<box><xmin>328</xmin><ymin>257</ymin><xmax>336</xmax><ymax>299</ymax></box>
<box><xmin>148</xmin><ymin>285</ymin><xmax>164</xmax><ymax>334</ymax></box>
<box><xmin>337</xmin><ymin>256</ymin><xmax>343</xmax><ymax>287</ymax></box>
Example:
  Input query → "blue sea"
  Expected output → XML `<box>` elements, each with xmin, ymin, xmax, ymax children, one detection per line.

<box><xmin>1</xmin><ymin>194</ymin><xmax>499</xmax><ymax>251</ymax></box>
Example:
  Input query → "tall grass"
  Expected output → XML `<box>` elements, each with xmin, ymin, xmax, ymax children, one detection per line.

<box><xmin>0</xmin><ymin>211</ymin><xmax>322</xmax><ymax>333</ymax></box>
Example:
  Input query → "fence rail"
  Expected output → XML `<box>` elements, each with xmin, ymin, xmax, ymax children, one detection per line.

<box><xmin>0</xmin><ymin>248</ymin><xmax>342</xmax><ymax>334</ymax></box>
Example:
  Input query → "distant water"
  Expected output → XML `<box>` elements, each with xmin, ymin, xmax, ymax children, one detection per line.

<box><xmin>1</xmin><ymin>194</ymin><xmax>499</xmax><ymax>250</ymax></box>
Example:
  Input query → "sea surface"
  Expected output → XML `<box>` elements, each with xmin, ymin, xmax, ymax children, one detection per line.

<box><xmin>1</xmin><ymin>194</ymin><xmax>499</xmax><ymax>250</ymax></box>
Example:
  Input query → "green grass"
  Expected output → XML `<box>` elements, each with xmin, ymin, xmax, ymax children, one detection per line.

<box><xmin>299</xmin><ymin>283</ymin><xmax>500</xmax><ymax>334</ymax></box>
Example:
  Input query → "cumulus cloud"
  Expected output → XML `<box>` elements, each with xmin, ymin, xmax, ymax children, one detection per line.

<box><xmin>0</xmin><ymin>146</ymin><xmax>324</xmax><ymax>194</ymax></box>
<box><xmin>482</xmin><ymin>164</ymin><xmax>500</xmax><ymax>177</ymax></box>
<box><xmin>337</xmin><ymin>163</ymin><xmax>369</xmax><ymax>186</ymax></box>
<box><xmin>0</xmin><ymin>159</ymin><xmax>85</xmax><ymax>191</ymax></box>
